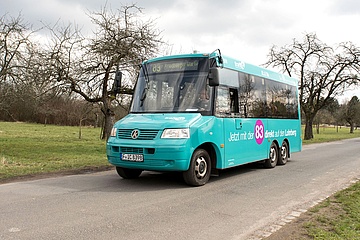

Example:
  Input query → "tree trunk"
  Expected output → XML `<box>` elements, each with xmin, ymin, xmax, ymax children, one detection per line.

<box><xmin>94</xmin><ymin>113</ymin><xmax>99</xmax><ymax>128</ymax></box>
<box><xmin>350</xmin><ymin>123</ymin><xmax>354</xmax><ymax>134</ymax></box>
<box><xmin>316</xmin><ymin>122</ymin><xmax>320</xmax><ymax>134</ymax></box>
<box><xmin>304</xmin><ymin>117</ymin><xmax>314</xmax><ymax>140</ymax></box>
<box><xmin>102</xmin><ymin>107</ymin><xmax>115</xmax><ymax>140</ymax></box>
<box><xmin>78</xmin><ymin>119</ymin><xmax>82</xmax><ymax>139</ymax></box>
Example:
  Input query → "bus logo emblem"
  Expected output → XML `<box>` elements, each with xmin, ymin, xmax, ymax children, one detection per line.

<box><xmin>131</xmin><ymin>130</ymin><xmax>140</xmax><ymax>139</ymax></box>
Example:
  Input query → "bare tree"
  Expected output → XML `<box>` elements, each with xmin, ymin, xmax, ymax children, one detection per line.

<box><xmin>0</xmin><ymin>13</ymin><xmax>66</xmax><ymax>122</ymax></box>
<box><xmin>265</xmin><ymin>33</ymin><xmax>360</xmax><ymax>140</ymax></box>
<box><xmin>48</xmin><ymin>4</ymin><xmax>162</xmax><ymax>140</ymax></box>
<box><xmin>0</xmin><ymin>14</ymin><xmax>33</xmax><ymax>119</ymax></box>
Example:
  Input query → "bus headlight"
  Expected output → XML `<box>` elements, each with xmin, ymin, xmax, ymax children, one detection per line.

<box><xmin>110</xmin><ymin>127</ymin><xmax>117</xmax><ymax>137</ymax></box>
<box><xmin>161</xmin><ymin>128</ymin><xmax>190</xmax><ymax>139</ymax></box>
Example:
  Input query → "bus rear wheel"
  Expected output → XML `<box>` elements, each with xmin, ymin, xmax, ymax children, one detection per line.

<box><xmin>183</xmin><ymin>149</ymin><xmax>211</xmax><ymax>186</ymax></box>
<box><xmin>116</xmin><ymin>167</ymin><xmax>143</xmax><ymax>179</ymax></box>
<box><xmin>264</xmin><ymin>142</ymin><xmax>278</xmax><ymax>168</ymax></box>
<box><xmin>278</xmin><ymin>141</ymin><xmax>289</xmax><ymax>165</ymax></box>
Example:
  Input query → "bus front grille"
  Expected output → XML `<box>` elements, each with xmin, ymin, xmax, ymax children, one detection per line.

<box><xmin>120</xmin><ymin>147</ymin><xmax>144</xmax><ymax>154</ymax></box>
<box><xmin>117</xmin><ymin>129</ymin><xmax>159</xmax><ymax>140</ymax></box>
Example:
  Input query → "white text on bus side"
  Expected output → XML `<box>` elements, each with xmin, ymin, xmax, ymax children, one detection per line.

<box><xmin>228</xmin><ymin>131</ymin><xmax>254</xmax><ymax>142</ymax></box>
<box><xmin>228</xmin><ymin>129</ymin><xmax>297</xmax><ymax>142</ymax></box>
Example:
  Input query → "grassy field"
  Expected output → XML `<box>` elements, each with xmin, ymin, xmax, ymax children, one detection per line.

<box><xmin>0</xmin><ymin>122</ymin><xmax>110</xmax><ymax>180</ymax></box>
<box><xmin>1</xmin><ymin>122</ymin><xmax>360</xmax><ymax>238</ymax></box>
<box><xmin>302</xmin><ymin>125</ymin><xmax>360</xmax><ymax>144</ymax></box>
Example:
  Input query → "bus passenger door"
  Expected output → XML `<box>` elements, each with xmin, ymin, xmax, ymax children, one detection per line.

<box><xmin>222</xmin><ymin>88</ymin><xmax>268</xmax><ymax>168</ymax></box>
<box><xmin>224</xmin><ymin>118</ymin><xmax>267</xmax><ymax>167</ymax></box>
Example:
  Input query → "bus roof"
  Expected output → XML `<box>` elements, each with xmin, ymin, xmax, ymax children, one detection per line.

<box><xmin>145</xmin><ymin>52</ymin><xmax>298</xmax><ymax>86</ymax></box>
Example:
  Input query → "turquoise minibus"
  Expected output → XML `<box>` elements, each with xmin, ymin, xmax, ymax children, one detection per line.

<box><xmin>106</xmin><ymin>50</ymin><xmax>302</xmax><ymax>186</ymax></box>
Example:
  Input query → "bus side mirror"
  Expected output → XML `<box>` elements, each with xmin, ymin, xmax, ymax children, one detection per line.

<box><xmin>114</xmin><ymin>70</ymin><xmax>122</xmax><ymax>95</ymax></box>
<box><xmin>209</xmin><ymin>67</ymin><xmax>219</xmax><ymax>86</ymax></box>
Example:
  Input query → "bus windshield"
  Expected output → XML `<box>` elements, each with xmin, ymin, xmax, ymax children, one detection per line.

<box><xmin>130</xmin><ymin>57</ymin><xmax>212</xmax><ymax>114</ymax></box>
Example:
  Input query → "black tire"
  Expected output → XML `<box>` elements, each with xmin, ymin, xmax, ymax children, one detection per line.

<box><xmin>116</xmin><ymin>167</ymin><xmax>142</xmax><ymax>179</ymax></box>
<box><xmin>264</xmin><ymin>142</ymin><xmax>278</xmax><ymax>168</ymax></box>
<box><xmin>183</xmin><ymin>149</ymin><xmax>211</xmax><ymax>186</ymax></box>
<box><xmin>278</xmin><ymin>141</ymin><xmax>289</xmax><ymax>165</ymax></box>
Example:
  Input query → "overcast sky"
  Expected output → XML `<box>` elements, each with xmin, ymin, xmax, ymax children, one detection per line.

<box><xmin>2</xmin><ymin>0</ymin><xmax>359</xmax><ymax>100</ymax></box>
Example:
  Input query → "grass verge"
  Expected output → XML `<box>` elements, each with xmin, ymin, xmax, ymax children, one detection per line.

<box><xmin>266</xmin><ymin>126</ymin><xmax>360</xmax><ymax>239</ymax></box>
<box><xmin>304</xmin><ymin>181</ymin><xmax>360</xmax><ymax>239</ymax></box>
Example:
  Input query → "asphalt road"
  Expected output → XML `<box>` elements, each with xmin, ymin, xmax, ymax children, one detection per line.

<box><xmin>1</xmin><ymin>138</ymin><xmax>360</xmax><ymax>240</ymax></box>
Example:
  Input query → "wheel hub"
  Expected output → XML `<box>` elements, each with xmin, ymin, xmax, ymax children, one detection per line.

<box><xmin>270</xmin><ymin>147</ymin><xmax>276</xmax><ymax>163</ymax></box>
<box><xmin>195</xmin><ymin>157</ymin><xmax>207</xmax><ymax>178</ymax></box>
<box><xmin>281</xmin><ymin>146</ymin><xmax>287</xmax><ymax>159</ymax></box>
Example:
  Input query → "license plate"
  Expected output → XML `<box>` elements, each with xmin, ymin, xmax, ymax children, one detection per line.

<box><xmin>121</xmin><ymin>153</ymin><xmax>144</xmax><ymax>162</ymax></box>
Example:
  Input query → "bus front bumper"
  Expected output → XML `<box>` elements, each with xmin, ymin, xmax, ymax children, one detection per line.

<box><xmin>106</xmin><ymin>140</ymin><xmax>192</xmax><ymax>172</ymax></box>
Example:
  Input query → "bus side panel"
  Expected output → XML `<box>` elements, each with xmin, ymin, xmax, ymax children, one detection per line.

<box><xmin>266</xmin><ymin>119</ymin><xmax>302</xmax><ymax>153</ymax></box>
<box><xmin>222</xmin><ymin>118</ymin><xmax>301</xmax><ymax>169</ymax></box>
<box><xmin>223</xmin><ymin>118</ymin><xmax>269</xmax><ymax>168</ymax></box>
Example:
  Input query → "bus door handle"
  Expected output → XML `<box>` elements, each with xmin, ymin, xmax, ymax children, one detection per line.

<box><xmin>235</xmin><ymin>119</ymin><xmax>242</xmax><ymax>130</ymax></box>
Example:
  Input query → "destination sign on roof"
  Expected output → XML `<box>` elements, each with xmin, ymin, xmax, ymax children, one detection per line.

<box><xmin>148</xmin><ymin>60</ymin><xmax>199</xmax><ymax>73</ymax></box>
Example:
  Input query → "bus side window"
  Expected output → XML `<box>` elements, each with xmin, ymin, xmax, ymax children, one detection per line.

<box><xmin>229</xmin><ymin>88</ymin><xmax>239</xmax><ymax>115</ymax></box>
<box><xmin>238</xmin><ymin>73</ymin><xmax>253</xmax><ymax>118</ymax></box>
<box><xmin>215</xmin><ymin>86</ymin><xmax>230</xmax><ymax>117</ymax></box>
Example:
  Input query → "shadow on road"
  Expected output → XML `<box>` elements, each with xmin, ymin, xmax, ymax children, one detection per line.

<box><xmin>96</xmin><ymin>160</ymin><xmax>285</xmax><ymax>192</ymax></box>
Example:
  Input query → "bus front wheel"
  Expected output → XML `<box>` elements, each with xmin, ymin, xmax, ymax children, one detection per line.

<box><xmin>183</xmin><ymin>149</ymin><xmax>211</xmax><ymax>186</ymax></box>
<box><xmin>264</xmin><ymin>142</ymin><xmax>278</xmax><ymax>168</ymax></box>
<box><xmin>116</xmin><ymin>167</ymin><xmax>143</xmax><ymax>179</ymax></box>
